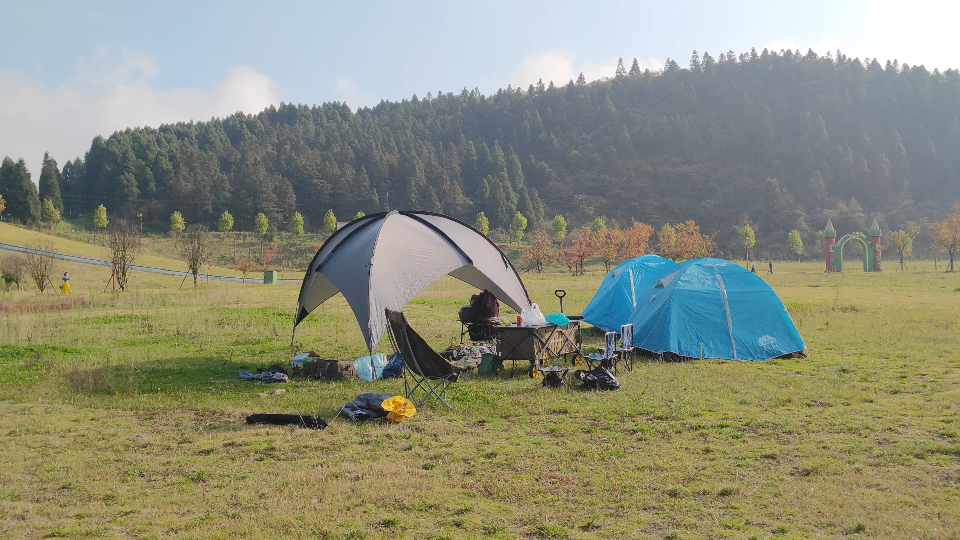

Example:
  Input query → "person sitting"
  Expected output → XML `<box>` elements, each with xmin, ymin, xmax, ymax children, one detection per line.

<box><xmin>459</xmin><ymin>289</ymin><xmax>499</xmax><ymax>325</ymax></box>
<box><xmin>458</xmin><ymin>290</ymin><xmax>500</xmax><ymax>341</ymax></box>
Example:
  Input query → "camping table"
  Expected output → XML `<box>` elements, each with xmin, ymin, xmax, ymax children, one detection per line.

<box><xmin>496</xmin><ymin>322</ymin><xmax>582</xmax><ymax>377</ymax></box>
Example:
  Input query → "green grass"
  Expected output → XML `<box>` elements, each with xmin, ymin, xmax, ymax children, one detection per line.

<box><xmin>0</xmin><ymin>243</ymin><xmax>958</xmax><ymax>538</ymax></box>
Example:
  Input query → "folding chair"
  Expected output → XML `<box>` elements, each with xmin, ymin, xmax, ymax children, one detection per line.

<box><xmin>386</xmin><ymin>309</ymin><xmax>462</xmax><ymax>407</ymax></box>
<box><xmin>618</xmin><ymin>324</ymin><xmax>635</xmax><ymax>372</ymax></box>
<box><xmin>586</xmin><ymin>331</ymin><xmax>620</xmax><ymax>373</ymax></box>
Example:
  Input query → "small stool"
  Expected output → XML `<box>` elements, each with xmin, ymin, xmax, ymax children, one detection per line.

<box><xmin>538</xmin><ymin>366</ymin><xmax>570</xmax><ymax>388</ymax></box>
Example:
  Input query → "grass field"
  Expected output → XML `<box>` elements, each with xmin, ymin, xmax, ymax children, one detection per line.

<box><xmin>1</xmin><ymin>227</ymin><xmax>959</xmax><ymax>539</ymax></box>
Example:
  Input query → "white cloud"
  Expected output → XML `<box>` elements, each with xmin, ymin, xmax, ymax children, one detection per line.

<box><xmin>333</xmin><ymin>77</ymin><xmax>378</xmax><ymax>109</ymax></box>
<box><xmin>765</xmin><ymin>2</ymin><xmax>960</xmax><ymax>71</ymax></box>
<box><xmin>508</xmin><ymin>51</ymin><xmax>659</xmax><ymax>89</ymax></box>
<box><xmin>0</xmin><ymin>46</ymin><xmax>281</xmax><ymax>180</ymax></box>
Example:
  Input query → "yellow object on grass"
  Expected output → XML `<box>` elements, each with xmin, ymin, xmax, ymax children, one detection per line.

<box><xmin>60</xmin><ymin>281</ymin><xmax>71</xmax><ymax>295</ymax></box>
<box><xmin>381</xmin><ymin>396</ymin><xmax>416</xmax><ymax>422</ymax></box>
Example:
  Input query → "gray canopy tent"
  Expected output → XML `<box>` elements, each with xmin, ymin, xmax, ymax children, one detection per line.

<box><xmin>294</xmin><ymin>211</ymin><xmax>533</xmax><ymax>353</ymax></box>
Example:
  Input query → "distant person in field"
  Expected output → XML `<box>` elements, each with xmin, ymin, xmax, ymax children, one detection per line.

<box><xmin>768</xmin><ymin>260</ymin><xmax>773</xmax><ymax>275</ymax></box>
<box><xmin>750</xmin><ymin>261</ymin><xmax>756</xmax><ymax>273</ymax></box>
<box><xmin>60</xmin><ymin>271</ymin><xmax>71</xmax><ymax>295</ymax></box>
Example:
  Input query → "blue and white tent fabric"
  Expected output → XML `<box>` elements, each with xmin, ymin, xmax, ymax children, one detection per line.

<box><xmin>628</xmin><ymin>258</ymin><xmax>805</xmax><ymax>361</ymax></box>
<box><xmin>582</xmin><ymin>255</ymin><xmax>677</xmax><ymax>333</ymax></box>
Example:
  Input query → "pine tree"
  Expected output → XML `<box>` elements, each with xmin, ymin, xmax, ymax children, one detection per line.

<box><xmin>629</xmin><ymin>58</ymin><xmax>641</xmax><ymax>76</ymax></box>
<box><xmin>38</xmin><ymin>152</ymin><xmax>63</xmax><ymax>214</ymax></box>
<box><xmin>0</xmin><ymin>158</ymin><xmax>40</xmax><ymax>223</ymax></box>
<box><xmin>576</xmin><ymin>72</ymin><xmax>586</xmax><ymax>86</ymax></box>
<box><xmin>170</xmin><ymin>211</ymin><xmax>186</xmax><ymax>236</ymax></box>
<box><xmin>218</xmin><ymin>211</ymin><xmax>234</xmax><ymax>233</ymax></box>
<box><xmin>689</xmin><ymin>50</ymin><xmax>701</xmax><ymax>72</ymax></box>
<box><xmin>615</xmin><ymin>57</ymin><xmax>627</xmax><ymax>78</ymax></box>
<box><xmin>289</xmin><ymin>211</ymin><xmax>304</xmax><ymax>236</ymax></box>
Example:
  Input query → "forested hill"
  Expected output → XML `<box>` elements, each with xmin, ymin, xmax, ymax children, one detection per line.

<box><xmin>35</xmin><ymin>49</ymin><xmax>960</xmax><ymax>254</ymax></box>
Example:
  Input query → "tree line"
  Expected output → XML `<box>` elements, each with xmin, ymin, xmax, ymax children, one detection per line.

<box><xmin>3</xmin><ymin>46</ymin><xmax>960</xmax><ymax>258</ymax></box>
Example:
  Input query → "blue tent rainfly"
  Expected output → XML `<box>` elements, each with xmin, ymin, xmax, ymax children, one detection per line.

<box><xmin>627</xmin><ymin>258</ymin><xmax>806</xmax><ymax>361</ymax></box>
<box><xmin>582</xmin><ymin>255</ymin><xmax>677</xmax><ymax>333</ymax></box>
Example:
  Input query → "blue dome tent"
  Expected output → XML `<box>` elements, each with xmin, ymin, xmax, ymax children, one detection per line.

<box><xmin>628</xmin><ymin>258</ymin><xmax>805</xmax><ymax>361</ymax></box>
<box><xmin>582</xmin><ymin>255</ymin><xmax>677</xmax><ymax>332</ymax></box>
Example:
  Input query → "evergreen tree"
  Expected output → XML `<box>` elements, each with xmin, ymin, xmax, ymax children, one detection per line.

<box><xmin>170</xmin><ymin>211</ymin><xmax>186</xmax><ymax>236</ymax></box>
<box><xmin>38</xmin><ymin>152</ymin><xmax>63</xmax><ymax>214</ymax></box>
<box><xmin>290</xmin><ymin>211</ymin><xmax>304</xmax><ymax>236</ymax></box>
<box><xmin>323</xmin><ymin>209</ymin><xmax>337</xmax><ymax>234</ymax></box>
<box><xmin>0</xmin><ymin>158</ymin><xmax>40</xmax><ymax>223</ymax></box>
<box><xmin>218</xmin><ymin>211</ymin><xmax>234</xmax><ymax>233</ymax></box>
<box><xmin>615</xmin><ymin>57</ymin><xmax>627</xmax><ymax>78</ymax></box>
<box><xmin>475</xmin><ymin>212</ymin><xmax>490</xmax><ymax>236</ymax></box>
<box><xmin>629</xmin><ymin>58</ymin><xmax>641</xmax><ymax>76</ymax></box>
<box><xmin>576</xmin><ymin>72</ymin><xmax>586</xmax><ymax>86</ymax></box>
<box><xmin>591</xmin><ymin>216</ymin><xmax>606</xmax><ymax>231</ymax></box>
<box><xmin>689</xmin><ymin>50</ymin><xmax>701</xmax><ymax>72</ymax></box>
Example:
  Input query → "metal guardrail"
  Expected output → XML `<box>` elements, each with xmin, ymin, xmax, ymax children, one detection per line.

<box><xmin>0</xmin><ymin>242</ymin><xmax>302</xmax><ymax>284</ymax></box>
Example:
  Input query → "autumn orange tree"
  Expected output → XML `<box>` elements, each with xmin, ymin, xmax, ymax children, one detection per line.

<box><xmin>520</xmin><ymin>229</ymin><xmax>555</xmax><ymax>273</ymax></box>
<box><xmin>235</xmin><ymin>252</ymin><xmax>257</xmax><ymax>283</ymax></box>
<box><xmin>657</xmin><ymin>220</ymin><xmax>716</xmax><ymax>261</ymax></box>
<box><xmin>562</xmin><ymin>226</ymin><xmax>592</xmax><ymax>275</ymax></box>
<box><xmin>932</xmin><ymin>204</ymin><xmax>960</xmax><ymax>271</ymax></box>
<box><xmin>592</xmin><ymin>226</ymin><xmax>625</xmax><ymax>272</ymax></box>
<box><xmin>260</xmin><ymin>242</ymin><xmax>279</xmax><ymax>272</ymax></box>
<box><xmin>622</xmin><ymin>221</ymin><xmax>655</xmax><ymax>258</ymax></box>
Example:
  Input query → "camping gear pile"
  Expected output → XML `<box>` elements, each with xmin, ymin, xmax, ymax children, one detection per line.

<box><xmin>340</xmin><ymin>392</ymin><xmax>416</xmax><ymax>423</ymax></box>
<box><xmin>291</xmin><ymin>352</ymin><xmax>356</xmax><ymax>380</ymax></box>
<box><xmin>441</xmin><ymin>342</ymin><xmax>498</xmax><ymax>370</ymax></box>
<box><xmin>238</xmin><ymin>364</ymin><xmax>289</xmax><ymax>383</ymax></box>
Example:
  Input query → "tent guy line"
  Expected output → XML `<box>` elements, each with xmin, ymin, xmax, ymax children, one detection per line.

<box><xmin>0</xmin><ymin>242</ymin><xmax>301</xmax><ymax>284</ymax></box>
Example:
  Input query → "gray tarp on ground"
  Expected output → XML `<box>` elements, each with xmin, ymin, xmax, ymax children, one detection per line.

<box><xmin>295</xmin><ymin>211</ymin><xmax>532</xmax><ymax>352</ymax></box>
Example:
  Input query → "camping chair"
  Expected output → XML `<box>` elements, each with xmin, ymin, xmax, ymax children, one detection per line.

<box><xmin>618</xmin><ymin>324</ymin><xmax>634</xmax><ymax>372</ymax></box>
<box><xmin>458</xmin><ymin>290</ymin><xmax>499</xmax><ymax>343</ymax></box>
<box><xmin>586</xmin><ymin>331</ymin><xmax>620</xmax><ymax>374</ymax></box>
<box><xmin>386</xmin><ymin>309</ymin><xmax>462</xmax><ymax>407</ymax></box>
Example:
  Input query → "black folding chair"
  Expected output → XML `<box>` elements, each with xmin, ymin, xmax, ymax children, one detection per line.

<box><xmin>386</xmin><ymin>309</ymin><xmax>462</xmax><ymax>407</ymax></box>
<box><xmin>587</xmin><ymin>331</ymin><xmax>620</xmax><ymax>373</ymax></box>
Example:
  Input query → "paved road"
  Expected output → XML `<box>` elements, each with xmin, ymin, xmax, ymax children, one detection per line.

<box><xmin>0</xmin><ymin>242</ymin><xmax>302</xmax><ymax>284</ymax></box>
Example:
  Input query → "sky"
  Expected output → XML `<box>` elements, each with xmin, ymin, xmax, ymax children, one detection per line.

<box><xmin>2</xmin><ymin>0</ymin><xmax>959</xmax><ymax>179</ymax></box>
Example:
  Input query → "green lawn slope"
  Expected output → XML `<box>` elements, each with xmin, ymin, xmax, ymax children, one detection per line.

<box><xmin>0</xmin><ymin>222</ymin><xmax>245</xmax><ymax>278</ymax></box>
